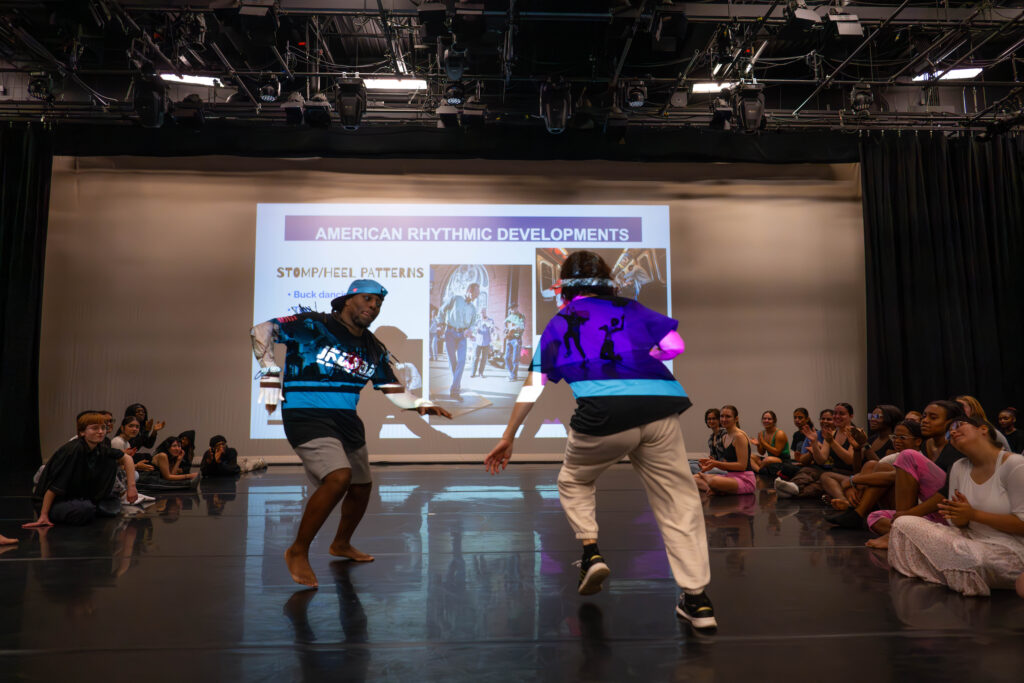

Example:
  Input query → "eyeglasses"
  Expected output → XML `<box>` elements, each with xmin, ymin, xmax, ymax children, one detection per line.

<box><xmin>868</xmin><ymin>412</ymin><xmax>882</xmax><ymax>419</ymax></box>
<box><xmin>891</xmin><ymin>434</ymin><xmax>911</xmax><ymax>441</ymax></box>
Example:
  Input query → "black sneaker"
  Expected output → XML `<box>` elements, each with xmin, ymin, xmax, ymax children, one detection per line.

<box><xmin>676</xmin><ymin>592</ymin><xmax>718</xmax><ymax>630</ymax></box>
<box><xmin>575</xmin><ymin>554</ymin><xmax>610</xmax><ymax>596</ymax></box>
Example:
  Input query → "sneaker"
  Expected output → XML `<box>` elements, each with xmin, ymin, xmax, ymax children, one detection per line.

<box><xmin>574</xmin><ymin>555</ymin><xmax>610</xmax><ymax>596</ymax></box>
<box><xmin>774</xmin><ymin>478</ymin><xmax>798</xmax><ymax>498</ymax></box>
<box><xmin>676</xmin><ymin>592</ymin><xmax>718</xmax><ymax>630</ymax></box>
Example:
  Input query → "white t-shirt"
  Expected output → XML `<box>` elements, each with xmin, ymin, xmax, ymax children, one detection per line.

<box><xmin>948</xmin><ymin>451</ymin><xmax>1024</xmax><ymax>558</ymax></box>
<box><xmin>110</xmin><ymin>436</ymin><xmax>131</xmax><ymax>452</ymax></box>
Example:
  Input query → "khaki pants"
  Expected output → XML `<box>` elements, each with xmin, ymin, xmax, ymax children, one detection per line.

<box><xmin>557</xmin><ymin>415</ymin><xmax>711</xmax><ymax>592</ymax></box>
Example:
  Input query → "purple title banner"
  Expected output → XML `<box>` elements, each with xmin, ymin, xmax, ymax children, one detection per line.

<box><xmin>284</xmin><ymin>216</ymin><xmax>642</xmax><ymax>242</ymax></box>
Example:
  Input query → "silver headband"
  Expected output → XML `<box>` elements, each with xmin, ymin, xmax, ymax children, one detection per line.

<box><xmin>560</xmin><ymin>277</ymin><xmax>615</xmax><ymax>288</ymax></box>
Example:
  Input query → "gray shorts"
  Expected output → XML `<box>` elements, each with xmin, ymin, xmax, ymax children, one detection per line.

<box><xmin>294</xmin><ymin>437</ymin><xmax>371</xmax><ymax>486</ymax></box>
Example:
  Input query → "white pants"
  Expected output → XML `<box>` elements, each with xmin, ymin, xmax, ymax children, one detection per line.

<box><xmin>557</xmin><ymin>415</ymin><xmax>711</xmax><ymax>593</ymax></box>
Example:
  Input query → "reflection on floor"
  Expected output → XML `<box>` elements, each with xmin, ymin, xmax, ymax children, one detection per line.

<box><xmin>1</xmin><ymin>465</ymin><xmax>1023</xmax><ymax>681</ymax></box>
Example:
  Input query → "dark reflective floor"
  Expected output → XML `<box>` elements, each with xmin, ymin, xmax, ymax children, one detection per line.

<box><xmin>1</xmin><ymin>465</ymin><xmax>1023</xmax><ymax>682</ymax></box>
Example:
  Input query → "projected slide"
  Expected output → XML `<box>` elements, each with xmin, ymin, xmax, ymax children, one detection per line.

<box><xmin>251</xmin><ymin>204</ymin><xmax>671</xmax><ymax>441</ymax></box>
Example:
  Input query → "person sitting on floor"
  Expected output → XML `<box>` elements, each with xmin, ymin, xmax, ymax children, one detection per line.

<box><xmin>696</xmin><ymin>408</ymin><xmax>727</xmax><ymax>475</ymax></box>
<box><xmin>695</xmin><ymin>405</ymin><xmax>755</xmax><ymax>495</ymax></box>
<box><xmin>122</xmin><ymin>403</ymin><xmax>165</xmax><ymax>455</ymax></box>
<box><xmin>177</xmin><ymin>430</ymin><xmax>196</xmax><ymax>474</ymax></box>
<box><xmin>866</xmin><ymin>404</ymin><xmax>902</xmax><ymax>460</ymax></box>
<box><xmin>136</xmin><ymin>437</ymin><xmax>199</xmax><ymax>492</ymax></box>
<box><xmin>826</xmin><ymin>401</ymin><xmax>964</xmax><ymax>536</ymax></box>
<box><xmin>109</xmin><ymin>416</ymin><xmax>154</xmax><ymax>471</ymax></box>
<box><xmin>790</xmin><ymin>408</ymin><xmax>813</xmax><ymax>456</ymax></box>
<box><xmin>957</xmin><ymin>395</ymin><xmax>1012</xmax><ymax>452</ymax></box>
<box><xmin>752</xmin><ymin>410</ymin><xmax>790</xmax><ymax>478</ymax></box>
<box><xmin>775</xmin><ymin>409</ymin><xmax>835</xmax><ymax>499</ymax></box>
<box><xmin>817</xmin><ymin>403</ymin><xmax>861</xmax><ymax>503</ymax></box>
<box><xmin>200</xmin><ymin>435</ymin><xmax>266</xmax><ymax>476</ymax></box>
<box><xmin>997</xmin><ymin>407</ymin><xmax>1024</xmax><ymax>454</ymax></box>
<box><xmin>23</xmin><ymin>412</ymin><xmax>139</xmax><ymax>527</ymax></box>
<box><xmin>889</xmin><ymin>415</ymin><xmax>1024</xmax><ymax>597</ymax></box>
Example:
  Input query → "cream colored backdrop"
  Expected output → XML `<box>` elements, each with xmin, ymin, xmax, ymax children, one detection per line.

<box><xmin>39</xmin><ymin>156</ymin><xmax>865</xmax><ymax>463</ymax></box>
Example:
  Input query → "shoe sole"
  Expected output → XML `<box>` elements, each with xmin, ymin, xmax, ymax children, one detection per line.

<box><xmin>578</xmin><ymin>562</ymin><xmax>610</xmax><ymax>595</ymax></box>
<box><xmin>675</xmin><ymin>605</ymin><xmax>718</xmax><ymax>630</ymax></box>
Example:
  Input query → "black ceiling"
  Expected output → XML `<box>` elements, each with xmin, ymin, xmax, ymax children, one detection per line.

<box><xmin>1</xmin><ymin>1</ymin><xmax>1023</xmax><ymax>134</ymax></box>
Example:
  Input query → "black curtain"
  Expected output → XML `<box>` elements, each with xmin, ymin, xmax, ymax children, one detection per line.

<box><xmin>861</xmin><ymin>132</ymin><xmax>1024</xmax><ymax>417</ymax></box>
<box><xmin>0</xmin><ymin>123</ymin><xmax>54</xmax><ymax>475</ymax></box>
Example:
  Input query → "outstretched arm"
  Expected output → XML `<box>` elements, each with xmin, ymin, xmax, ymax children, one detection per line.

<box><xmin>485</xmin><ymin>372</ymin><xmax>546</xmax><ymax>474</ymax></box>
<box><xmin>379</xmin><ymin>385</ymin><xmax>453</xmax><ymax>418</ymax></box>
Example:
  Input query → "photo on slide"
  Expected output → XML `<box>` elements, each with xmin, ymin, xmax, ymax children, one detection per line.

<box><xmin>535</xmin><ymin>247</ymin><xmax>669</xmax><ymax>323</ymax></box>
<box><xmin>428</xmin><ymin>263</ymin><xmax>532</xmax><ymax>424</ymax></box>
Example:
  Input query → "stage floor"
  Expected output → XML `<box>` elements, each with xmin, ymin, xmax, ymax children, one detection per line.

<box><xmin>1</xmin><ymin>465</ymin><xmax>1022</xmax><ymax>682</ymax></box>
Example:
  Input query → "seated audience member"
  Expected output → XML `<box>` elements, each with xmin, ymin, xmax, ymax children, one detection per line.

<box><xmin>697</xmin><ymin>408</ymin><xmax>727</xmax><ymax>475</ymax></box>
<box><xmin>24</xmin><ymin>412</ymin><xmax>139</xmax><ymax>527</ymax></box>
<box><xmin>752</xmin><ymin>410</ymin><xmax>790</xmax><ymax>477</ymax></box>
<box><xmin>889</xmin><ymin>415</ymin><xmax>1024</xmax><ymax>597</ymax></box>
<box><xmin>866</xmin><ymin>405</ymin><xmax>902</xmax><ymax>460</ymax></box>
<box><xmin>791</xmin><ymin>408</ymin><xmax>813</xmax><ymax>456</ymax></box>
<box><xmin>695</xmin><ymin>405</ymin><xmax>755</xmax><ymax>495</ymax></box>
<box><xmin>774</xmin><ymin>409</ymin><xmax>834</xmax><ymax>499</ymax></box>
<box><xmin>957</xmin><ymin>395</ymin><xmax>1012</xmax><ymax>451</ymax></box>
<box><xmin>816</xmin><ymin>403</ymin><xmax>862</xmax><ymax>501</ymax></box>
<box><xmin>109</xmin><ymin>416</ymin><xmax>154</xmax><ymax>470</ymax></box>
<box><xmin>178</xmin><ymin>430</ymin><xmax>196</xmax><ymax>474</ymax></box>
<box><xmin>123</xmin><ymin>403</ymin><xmax>165</xmax><ymax>453</ymax></box>
<box><xmin>827</xmin><ymin>402</ymin><xmax>964</xmax><ymax>536</ymax></box>
<box><xmin>137</xmin><ymin>437</ymin><xmax>199</xmax><ymax>491</ymax></box>
<box><xmin>998</xmin><ymin>408</ymin><xmax>1024</xmax><ymax>454</ymax></box>
<box><xmin>905</xmin><ymin>410</ymin><xmax>923</xmax><ymax>422</ymax></box>
<box><xmin>201</xmin><ymin>435</ymin><xmax>267</xmax><ymax>476</ymax></box>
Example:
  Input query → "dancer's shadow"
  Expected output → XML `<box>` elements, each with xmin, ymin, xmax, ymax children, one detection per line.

<box><xmin>283</xmin><ymin>562</ymin><xmax>370</xmax><ymax>681</ymax></box>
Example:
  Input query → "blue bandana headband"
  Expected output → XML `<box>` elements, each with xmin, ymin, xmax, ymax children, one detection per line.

<box><xmin>560</xmin><ymin>277</ymin><xmax>615</xmax><ymax>288</ymax></box>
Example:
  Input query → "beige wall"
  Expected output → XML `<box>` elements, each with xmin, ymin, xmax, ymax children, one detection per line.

<box><xmin>40</xmin><ymin>156</ymin><xmax>865</xmax><ymax>462</ymax></box>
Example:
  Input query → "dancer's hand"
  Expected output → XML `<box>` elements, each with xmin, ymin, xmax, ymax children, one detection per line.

<box><xmin>258</xmin><ymin>374</ymin><xmax>284</xmax><ymax>413</ymax></box>
<box><xmin>844</xmin><ymin>486</ymin><xmax>860</xmax><ymax>506</ymax></box>
<box><xmin>939</xmin><ymin>490</ymin><xmax>974</xmax><ymax>527</ymax></box>
<box><xmin>485</xmin><ymin>438</ymin><xmax>514</xmax><ymax>474</ymax></box>
<box><xmin>23</xmin><ymin>515</ymin><xmax>53</xmax><ymax>529</ymax></box>
<box><xmin>153</xmin><ymin>421</ymin><xmax>166</xmax><ymax>432</ymax></box>
<box><xmin>126</xmin><ymin>486</ymin><xmax>139</xmax><ymax>504</ymax></box>
<box><xmin>418</xmin><ymin>405</ymin><xmax>453</xmax><ymax>418</ymax></box>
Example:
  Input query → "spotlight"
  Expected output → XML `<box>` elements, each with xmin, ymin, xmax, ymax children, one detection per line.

<box><xmin>259</xmin><ymin>75</ymin><xmax>280</xmax><ymax>102</ymax></box>
<box><xmin>731</xmin><ymin>83</ymin><xmax>766</xmax><ymax>133</ymax></box>
<box><xmin>304</xmin><ymin>92</ymin><xmax>332</xmax><ymax>128</ymax></box>
<box><xmin>172</xmin><ymin>93</ymin><xmax>205</xmax><ymax>129</ymax></box>
<box><xmin>133</xmin><ymin>75</ymin><xmax>168</xmax><ymax>128</ymax></box>
<box><xmin>786</xmin><ymin>0</ymin><xmax>822</xmax><ymax>28</ymax></box>
<box><xmin>444</xmin><ymin>43</ymin><xmax>468</xmax><ymax>82</ymax></box>
<box><xmin>539</xmin><ymin>78</ymin><xmax>572</xmax><ymax>135</ymax></box>
<box><xmin>709</xmin><ymin>96</ymin><xmax>732</xmax><ymax>130</ymax></box>
<box><xmin>282</xmin><ymin>90</ymin><xmax>305</xmax><ymax>125</ymax></box>
<box><xmin>28</xmin><ymin>72</ymin><xmax>53</xmax><ymax>101</ymax></box>
<box><xmin>624</xmin><ymin>81</ymin><xmax>647</xmax><ymax>109</ymax></box>
<box><xmin>445</xmin><ymin>81</ymin><xmax>465</xmax><ymax>106</ymax></box>
<box><xmin>850</xmin><ymin>83</ymin><xmax>873</xmax><ymax>114</ymax></box>
<box><xmin>826</xmin><ymin>12</ymin><xmax>864</xmax><ymax>38</ymax></box>
<box><xmin>335</xmin><ymin>77</ymin><xmax>366</xmax><ymax>131</ymax></box>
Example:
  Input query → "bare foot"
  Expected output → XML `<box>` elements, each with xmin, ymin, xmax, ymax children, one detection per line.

<box><xmin>329</xmin><ymin>542</ymin><xmax>375</xmax><ymax>562</ymax></box>
<box><xmin>0</xmin><ymin>534</ymin><xmax>17</xmax><ymax>545</ymax></box>
<box><xmin>284</xmin><ymin>546</ymin><xmax>318</xmax><ymax>587</ymax></box>
<box><xmin>865</xmin><ymin>534</ymin><xmax>889</xmax><ymax>549</ymax></box>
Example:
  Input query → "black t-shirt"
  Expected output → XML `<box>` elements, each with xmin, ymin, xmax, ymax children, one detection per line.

<box><xmin>1004</xmin><ymin>429</ymin><xmax>1024</xmax><ymax>454</ymax></box>
<box><xmin>270</xmin><ymin>312</ymin><xmax>398</xmax><ymax>449</ymax></box>
<box><xmin>34</xmin><ymin>438</ymin><xmax>122</xmax><ymax>505</ymax></box>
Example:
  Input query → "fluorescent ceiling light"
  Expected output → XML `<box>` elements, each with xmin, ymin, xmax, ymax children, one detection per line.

<box><xmin>691</xmin><ymin>82</ymin><xmax>738</xmax><ymax>93</ymax></box>
<box><xmin>363</xmin><ymin>78</ymin><xmax>428</xmax><ymax>90</ymax></box>
<box><xmin>160</xmin><ymin>74</ymin><xmax>224</xmax><ymax>87</ymax></box>
<box><xmin>912</xmin><ymin>68</ymin><xmax>983</xmax><ymax>82</ymax></box>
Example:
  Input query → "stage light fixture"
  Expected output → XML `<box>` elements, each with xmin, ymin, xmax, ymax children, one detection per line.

<box><xmin>133</xmin><ymin>75</ymin><xmax>168</xmax><ymax>128</ymax></box>
<box><xmin>304</xmin><ymin>92</ymin><xmax>333</xmax><ymax>128</ymax></box>
<box><xmin>28</xmin><ymin>72</ymin><xmax>53</xmax><ymax>101</ymax></box>
<box><xmin>444</xmin><ymin>43</ymin><xmax>468</xmax><ymax>82</ymax></box>
<box><xmin>624</xmin><ymin>81</ymin><xmax>647</xmax><ymax>109</ymax></box>
<box><xmin>731</xmin><ymin>83</ymin><xmax>766</xmax><ymax>133</ymax></box>
<box><xmin>282</xmin><ymin>91</ymin><xmax>305</xmax><ymax>125</ymax></box>
<box><xmin>172</xmin><ymin>93</ymin><xmax>205</xmax><ymax>129</ymax></box>
<box><xmin>335</xmin><ymin>77</ymin><xmax>367</xmax><ymax>131</ymax></box>
<box><xmin>364</xmin><ymin>78</ymin><xmax>428</xmax><ymax>91</ymax></box>
<box><xmin>850</xmin><ymin>83</ymin><xmax>873</xmax><ymax>114</ymax></box>
<box><xmin>445</xmin><ymin>82</ymin><xmax>465</xmax><ymax>106</ymax></box>
<box><xmin>786</xmin><ymin>0</ymin><xmax>822</xmax><ymax>28</ymax></box>
<box><xmin>259</xmin><ymin>75</ymin><xmax>280</xmax><ymax>102</ymax></box>
<box><xmin>539</xmin><ymin>78</ymin><xmax>572</xmax><ymax>135</ymax></box>
<box><xmin>709</xmin><ymin>96</ymin><xmax>733</xmax><ymax>130</ymax></box>
<box><xmin>692</xmin><ymin>82</ymin><xmax>737</xmax><ymax>94</ymax></box>
<box><xmin>159</xmin><ymin>74</ymin><xmax>223</xmax><ymax>87</ymax></box>
<box><xmin>460</xmin><ymin>101</ymin><xmax>487</xmax><ymax>127</ymax></box>
<box><xmin>912</xmin><ymin>67</ymin><xmax>984</xmax><ymax>82</ymax></box>
<box><xmin>826</xmin><ymin>12</ymin><xmax>863</xmax><ymax>38</ymax></box>
<box><xmin>436</xmin><ymin>103</ymin><xmax>460</xmax><ymax>128</ymax></box>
